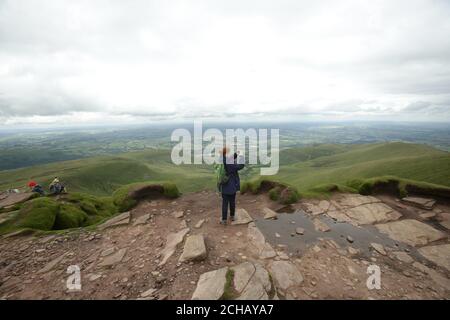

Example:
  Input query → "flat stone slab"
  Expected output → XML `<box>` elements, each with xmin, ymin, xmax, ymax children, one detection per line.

<box><xmin>335</xmin><ymin>194</ymin><xmax>381</xmax><ymax>208</ymax></box>
<box><xmin>231</xmin><ymin>262</ymin><xmax>271</xmax><ymax>298</ymax></box>
<box><xmin>159</xmin><ymin>228</ymin><xmax>190</xmax><ymax>266</ymax></box>
<box><xmin>268</xmin><ymin>260</ymin><xmax>303</xmax><ymax>292</ymax></box>
<box><xmin>133</xmin><ymin>213</ymin><xmax>150</xmax><ymax>226</ymax></box>
<box><xmin>231</xmin><ymin>208</ymin><xmax>253</xmax><ymax>225</ymax></box>
<box><xmin>179</xmin><ymin>234</ymin><xmax>207</xmax><ymax>262</ymax></box>
<box><xmin>98</xmin><ymin>211</ymin><xmax>130</xmax><ymax>230</ymax></box>
<box><xmin>375</xmin><ymin>219</ymin><xmax>446</xmax><ymax>246</ymax></box>
<box><xmin>192</xmin><ymin>267</ymin><xmax>228</xmax><ymax>300</ymax></box>
<box><xmin>0</xmin><ymin>192</ymin><xmax>35</xmax><ymax>209</ymax></box>
<box><xmin>402</xmin><ymin>196</ymin><xmax>436</xmax><ymax>210</ymax></box>
<box><xmin>235</xmin><ymin>262</ymin><xmax>271</xmax><ymax>300</ymax></box>
<box><xmin>263</xmin><ymin>208</ymin><xmax>277</xmax><ymax>220</ymax></box>
<box><xmin>247</xmin><ymin>222</ymin><xmax>276</xmax><ymax>259</ymax></box>
<box><xmin>98</xmin><ymin>248</ymin><xmax>128</xmax><ymax>267</ymax></box>
<box><xmin>345</xmin><ymin>202</ymin><xmax>402</xmax><ymax>225</ymax></box>
<box><xmin>418</xmin><ymin>244</ymin><xmax>450</xmax><ymax>272</ymax></box>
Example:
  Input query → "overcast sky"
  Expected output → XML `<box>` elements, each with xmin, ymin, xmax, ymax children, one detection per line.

<box><xmin>1</xmin><ymin>0</ymin><xmax>450</xmax><ymax>126</ymax></box>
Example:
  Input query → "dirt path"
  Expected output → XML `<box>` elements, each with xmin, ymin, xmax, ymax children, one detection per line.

<box><xmin>0</xmin><ymin>191</ymin><xmax>449</xmax><ymax>300</ymax></box>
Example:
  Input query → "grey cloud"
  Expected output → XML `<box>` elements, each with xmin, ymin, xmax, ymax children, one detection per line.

<box><xmin>0</xmin><ymin>0</ymin><xmax>450</xmax><ymax>123</ymax></box>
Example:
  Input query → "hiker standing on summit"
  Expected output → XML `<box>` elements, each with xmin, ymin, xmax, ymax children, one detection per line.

<box><xmin>218</xmin><ymin>147</ymin><xmax>245</xmax><ymax>225</ymax></box>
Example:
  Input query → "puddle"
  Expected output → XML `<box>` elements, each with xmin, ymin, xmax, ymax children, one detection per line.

<box><xmin>255</xmin><ymin>209</ymin><xmax>417</xmax><ymax>258</ymax></box>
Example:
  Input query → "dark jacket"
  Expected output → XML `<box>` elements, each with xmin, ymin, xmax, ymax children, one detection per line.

<box><xmin>221</xmin><ymin>155</ymin><xmax>245</xmax><ymax>195</ymax></box>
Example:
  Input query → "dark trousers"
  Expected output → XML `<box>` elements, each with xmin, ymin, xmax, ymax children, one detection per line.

<box><xmin>222</xmin><ymin>193</ymin><xmax>236</xmax><ymax>221</ymax></box>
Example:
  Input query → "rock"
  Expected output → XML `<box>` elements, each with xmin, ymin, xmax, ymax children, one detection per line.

<box><xmin>347</xmin><ymin>247</ymin><xmax>359</xmax><ymax>255</ymax></box>
<box><xmin>268</xmin><ymin>261</ymin><xmax>303</xmax><ymax>291</ymax></box>
<box><xmin>419</xmin><ymin>212</ymin><xmax>436</xmax><ymax>220</ymax></box>
<box><xmin>402</xmin><ymin>196</ymin><xmax>436</xmax><ymax>210</ymax></box>
<box><xmin>98</xmin><ymin>248</ymin><xmax>128</xmax><ymax>267</ymax></box>
<box><xmin>172</xmin><ymin>211</ymin><xmax>184</xmax><ymax>218</ymax></box>
<box><xmin>0</xmin><ymin>192</ymin><xmax>35</xmax><ymax>209</ymax></box>
<box><xmin>312</xmin><ymin>218</ymin><xmax>330</xmax><ymax>232</ymax></box>
<box><xmin>98</xmin><ymin>211</ymin><xmax>131</xmax><ymax>230</ymax></box>
<box><xmin>345</xmin><ymin>203</ymin><xmax>402</xmax><ymax>225</ymax></box>
<box><xmin>263</xmin><ymin>208</ymin><xmax>278</xmax><ymax>220</ymax></box>
<box><xmin>440</xmin><ymin>220</ymin><xmax>450</xmax><ymax>230</ymax></box>
<box><xmin>231</xmin><ymin>208</ymin><xmax>253</xmax><ymax>225</ymax></box>
<box><xmin>277</xmin><ymin>252</ymin><xmax>289</xmax><ymax>260</ymax></box>
<box><xmin>337</xmin><ymin>194</ymin><xmax>381</xmax><ymax>207</ymax></box>
<box><xmin>195</xmin><ymin>219</ymin><xmax>205</xmax><ymax>228</ymax></box>
<box><xmin>295</xmin><ymin>227</ymin><xmax>304</xmax><ymax>235</ymax></box>
<box><xmin>141</xmin><ymin>288</ymin><xmax>157</xmax><ymax>298</ymax></box>
<box><xmin>88</xmin><ymin>273</ymin><xmax>102</xmax><ymax>281</ymax></box>
<box><xmin>418</xmin><ymin>244</ymin><xmax>450</xmax><ymax>272</ymax></box>
<box><xmin>304</xmin><ymin>203</ymin><xmax>326</xmax><ymax>215</ymax></box>
<box><xmin>159</xmin><ymin>228</ymin><xmax>190</xmax><ymax>266</ymax></box>
<box><xmin>318</xmin><ymin>200</ymin><xmax>330</xmax><ymax>212</ymax></box>
<box><xmin>100</xmin><ymin>247</ymin><xmax>115</xmax><ymax>257</ymax></box>
<box><xmin>133</xmin><ymin>213</ymin><xmax>150</xmax><ymax>226</ymax></box>
<box><xmin>192</xmin><ymin>267</ymin><xmax>228</xmax><ymax>300</ymax></box>
<box><xmin>38</xmin><ymin>254</ymin><xmax>65</xmax><ymax>274</ymax></box>
<box><xmin>392</xmin><ymin>251</ymin><xmax>413</xmax><ymax>264</ymax></box>
<box><xmin>375</xmin><ymin>219</ymin><xmax>446</xmax><ymax>246</ymax></box>
<box><xmin>346</xmin><ymin>236</ymin><xmax>354</xmax><ymax>243</ymax></box>
<box><xmin>179</xmin><ymin>234</ymin><xmax>207</xmax><ymax>262</ymax></box>
<box><xmin>232</xmin><ymin>262</ymin><xmax>257</xmax><ymax>293</ymax></box>
<box><xmin>247</xmin><ymin>222</ymin><xmax>276</xmax><ymax>259</ymax></box>
<box><xmin>370</xmin><ymin>243</ymin><xmax>386</xmax><ymax>255</ymax></box>
<box><xmin>275</xmin><ymin>233</ymin><xmax>281</xmax><ymax>238</ymax></box>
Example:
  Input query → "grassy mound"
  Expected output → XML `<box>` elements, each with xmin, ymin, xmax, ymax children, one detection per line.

<box><xmin>53</xmin><ymin>203</ymin><xmax>88</xmax><ymax>229</ymax></box>
<box><xmin>62</xmin><ymin>193</ymin><xmax>117</xmax><ymax>225</ymax></box>
<box><xmin>113</xmin><ymin>181</ymin><xmax>180</xmax><ymax>212</ymax></box>
<box><xmin>16</xmin><ymin>198</ymin><xmax>60</xmax><ymax>231</ymax></box>
<box><xmin>241</xmin><ymin>179</ymin><xmax>300</xmax><ymax>204</ymax></box>
<box><xmin>0</xmin><ymin>192</ymin><xmax>117</xmax><ymax>235</ymax></box>
<box><xmin>353</xmin><ymin>176</ymin><xmax>450</xmax><ymax>199</ymax></box>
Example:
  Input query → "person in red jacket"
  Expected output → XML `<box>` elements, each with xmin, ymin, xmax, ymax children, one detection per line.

<box><xmin>28</xmin><ymin>180</ymin><xmax>45</xmax><ymax>196</ymax></box>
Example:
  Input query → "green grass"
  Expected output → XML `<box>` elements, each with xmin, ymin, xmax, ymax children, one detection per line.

<box><xmin>0</xmin><ymin>192</ymin><xmax>118</xmax><ymax>235</ymax></box>
<box><xmin>272</xmin><ymin>142</ymin><xmax>450</xmax><ymax>194</ymax></box>
<box><xmin>14</xmin><ymin>197</ymin><xmax>59</xmax><ymax>232</ymax></box>
<box><xmin>220</xmin><ymin>269</ymin><xmax>238</xmax><ymax>300</ymax></box>
<box><xmin>0</xmin><ymin>142</ymin><xmax>448</xmax><ymax>201</ymax></box>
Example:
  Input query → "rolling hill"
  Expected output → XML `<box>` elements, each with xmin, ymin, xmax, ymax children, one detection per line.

<box><xmin>0</xmin><ymin>142</ymin><xmax>448</xmax><ymax>197</ymax></box>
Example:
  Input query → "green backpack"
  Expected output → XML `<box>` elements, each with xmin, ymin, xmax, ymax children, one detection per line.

<box><xmin>214</xmin><ymin>161</ymin><xmax>229</xmax><ymax>192</ymax></box>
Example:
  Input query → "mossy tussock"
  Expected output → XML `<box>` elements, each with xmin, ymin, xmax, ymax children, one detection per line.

<box><xmin>112</xmin><ymin>181</ymin><xmax>180</xmax><ymax>212</ymax></box>
<box><xmin>0</xmin><ymin>181</ymin><xmax>181</xmax><ymax>235</ymax></box>
<box><xmin>0</xmin><ymin>193</ymin><xmax>117</xmax><ymax>234</ymax></box>
<box><xmin>241</xmin><ymin>179</ymin><xmax>300</xmax><ymax>204</ymax></box>
<box><xmin>353</xmin><ymin>175</ymin><xmax>450</xmax><ymax>199</ymax></box>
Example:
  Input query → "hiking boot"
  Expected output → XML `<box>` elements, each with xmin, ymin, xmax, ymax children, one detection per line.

<box><xmin>220</xmin><ymin>220</ymin><xmax>227</xmax><ymax>225</ymax></box>
<box><xmin>230</xmin><ymin>216</ymin><xmax>235</xmax><ymax>222</ymax></box>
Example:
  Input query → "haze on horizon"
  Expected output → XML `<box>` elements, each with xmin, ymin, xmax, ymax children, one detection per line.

<box><xmin>1</xmin><ymin>0</ymin><xmax>450</xmax><ymax>127</ymax></box>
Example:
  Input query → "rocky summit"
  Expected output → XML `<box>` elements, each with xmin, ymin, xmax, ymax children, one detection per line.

<box><xmin>0</xmin><ymin>191</ymin><xmax>449</xmax><ymax>300</ymax></box>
